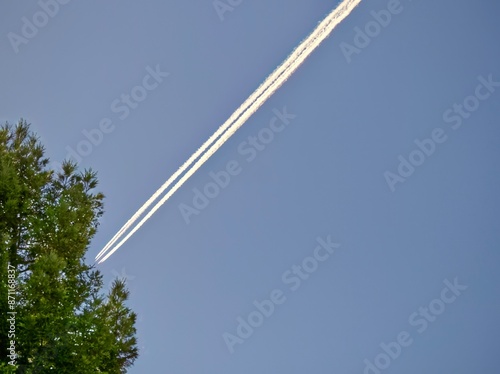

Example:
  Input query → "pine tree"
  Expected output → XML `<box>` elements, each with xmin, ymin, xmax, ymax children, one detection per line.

<box><xmin>0</xmin><ymin>120</ymin><xmax>138</xmax><ymax>373</ymax></box>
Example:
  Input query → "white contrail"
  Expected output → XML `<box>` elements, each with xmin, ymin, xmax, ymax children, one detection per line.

<box><xmin>95</xmin><ymin>5</ymin><xmax>329</xmax><ymax>263</ymax></box>
<box><xmin>96</xmin><ymin>0</ymin><xmax>362</xmax><ymax>264</ymax></box>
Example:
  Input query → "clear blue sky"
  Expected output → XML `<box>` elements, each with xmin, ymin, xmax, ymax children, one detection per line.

<box><xmin>1</xmin><ymin>0</ymin><xmax>499</xmax><ymax>372</ymax></box>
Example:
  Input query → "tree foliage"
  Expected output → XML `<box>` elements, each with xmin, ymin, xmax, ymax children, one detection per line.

<box><xmin>0</xmin><ymin>120</ymin><xmax>138</xmax><ymax>373</ymax></box>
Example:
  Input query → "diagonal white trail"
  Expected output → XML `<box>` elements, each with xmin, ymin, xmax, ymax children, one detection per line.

<box><xmin>95</xmin><ymin>5</ymin><xmax>322</xmax><ymax>262</ymax></box>
<box><xmin>97</xmin><ymin>0</ymin><xmax>362</xmax><ymax>264</ymax></box>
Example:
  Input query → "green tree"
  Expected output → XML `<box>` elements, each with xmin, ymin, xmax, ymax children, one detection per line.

<box><xmin>0</xmin><ymin>120</ymin><xmax>138</xmax><ymax>373</ymax></box>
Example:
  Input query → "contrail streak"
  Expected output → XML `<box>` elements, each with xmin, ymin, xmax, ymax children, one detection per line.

<box><xmin>95</xmin><ymin>6</ymin><xmax>323</xmax><ymax>263</ymax></box>
<box><xmin>96</xmin><ymin>0</ymin><xmax>362</xmax><ymax>264</ymax></box>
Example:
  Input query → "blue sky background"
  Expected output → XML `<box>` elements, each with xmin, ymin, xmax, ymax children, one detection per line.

<box><xmin>1</xmin><ymin>0</ymin><xmax>499</xmax><ymax>372</ymax></box>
